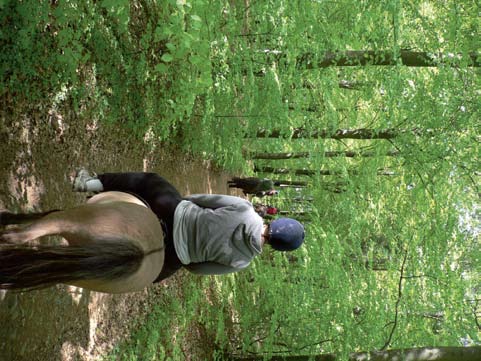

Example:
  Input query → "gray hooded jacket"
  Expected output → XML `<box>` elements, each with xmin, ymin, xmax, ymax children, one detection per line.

<box><xmin>173</xmin><ymin>194</ymin><xmax>263</xmax><ymax>275</ymax></box>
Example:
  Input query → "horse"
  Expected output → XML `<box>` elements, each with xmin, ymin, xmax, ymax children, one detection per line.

<box><xmin>228</xmin><ymin>177</ymin><xmax>278</xmax><ymax>197</ymax></box>
<box><xmin>0</xmin><ymin>191</ymin><xmax>164</xmax><ymax>293</ymax></box>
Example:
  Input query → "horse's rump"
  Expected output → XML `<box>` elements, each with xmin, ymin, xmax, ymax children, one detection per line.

<box><xmin>0</xmin><ymin>191</ymin><xmax>165</xmax><ymax>293</ymax></box>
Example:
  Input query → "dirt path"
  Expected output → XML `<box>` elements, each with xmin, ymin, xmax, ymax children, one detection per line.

<box><xmin>0</xmin><ymin>104</ymin><xmax>239</xmax><ymax>361</ymax></box>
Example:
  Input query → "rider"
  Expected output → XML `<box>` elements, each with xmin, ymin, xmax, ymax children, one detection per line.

<box><xmin>73</xmin><ymin>170</ymin><xmax>305</xmax><ymax>282</ymax></box>
<box><xmin>228</xmin><ymin>177</ymin><xmax>278</xmax><ymax>197</ymax></box>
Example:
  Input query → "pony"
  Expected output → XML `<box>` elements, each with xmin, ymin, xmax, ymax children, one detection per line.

<box><xmin>0</xmin><ymin>191</ymin><xmax>164</xmax><ymax>293</ymax></box>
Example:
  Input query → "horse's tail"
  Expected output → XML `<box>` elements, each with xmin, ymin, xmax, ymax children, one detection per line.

<box><xmin>0</xmin><ymin>210</ymin><xmax>60</xmax><ymax>225</ymax></box>
<box><xmin>0</xmin><ymin>240</ymin><xmax>151</xmax><ymax>291</ymax></box>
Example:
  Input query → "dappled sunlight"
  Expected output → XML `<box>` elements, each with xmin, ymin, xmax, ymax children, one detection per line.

<box><xmin>206</xmin><ymin>172</ymin><xmax>213</xmax><ymax>194</ymax></box>
<box><xmin>7</xmin><ymin>170</ymin><xmax>44</xmax><ymax>210</ymax></box>
<box><xmin>65</xmin><ymin>286</ymin><xmax>87</xmax><ymax>306</ymax></box>
<box><xmin>85</xmin><ymin>291</ymin><xmax>109</xmax><ymax>357</ymax></box>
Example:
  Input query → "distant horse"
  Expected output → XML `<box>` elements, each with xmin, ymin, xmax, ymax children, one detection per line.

<box><xmin>0</xmin><ymin>192</ymin><xmax>164</xmax><ymax>293</ymax></box>
<box><xmin>228</xmin><ymin>177</ymin><xmax>278</xmax><ymax>197</ymax></box>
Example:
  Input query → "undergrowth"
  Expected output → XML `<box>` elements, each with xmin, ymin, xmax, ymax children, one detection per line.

<box><xmin>1</xmin><ymin>0</ymin><xmax>245</xmax><ymax>170</ymax></box>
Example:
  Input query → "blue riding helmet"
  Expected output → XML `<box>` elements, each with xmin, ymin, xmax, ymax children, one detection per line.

<box><xmin>268</xmin><ymin>218</ymin><xmax>305</xmax><ymax>251</ymax></box>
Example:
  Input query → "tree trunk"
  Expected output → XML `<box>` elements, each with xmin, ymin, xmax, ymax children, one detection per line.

<box><xmin>255</xmin><ymin>166</ymin><xmax>396</xmax><ymax>176</ymax></box>
<box><xmin>297</xmin><ymin>50</ymin><xmax>481</xmax><ymax>69</ymax></box>
<box><xmin>279</xmin><ymin>211</ymin><xmax>308</xmax><ymax>216</ymax></box>
<box><xmin>273</xmin><ymin>180</ymin><xmax>309</xmax><ymax>186</ymax></box>
<box><xmin>250</xmin><ymin>128</ymin><xmax>401</xmax><ymax>139</ymax></box>
<box><xmin>278</xmin><ymin>197</ymin><xmax>314</xmax><ymax>203</ymax></box>
<box><xmin>290</xmin><ymin>80</ymin><xmax>370</xmax><ymax>90</ymax></box>
<box><xmin>251</xmin><ymin>150</ymin><xmax>399</xmax><ymax>159</ymax></box>
<box><xmin>226</xmin><ymin>346</ymin><xmax>481</xmax><ymax>361</ymax></box>
<box><xmin>338</xmin><ymin>80</ymin><xmax>370</xmax><ymax>90</ymax></box>
<box><xmin>278</xmin><ymin>184</ymin><xmax>307</xmax><ymax>188</ymax></box>
<box><xmin>257</xmin><ymin>167</ymin><xmax>341</xmax><ymax>176</ymax></box>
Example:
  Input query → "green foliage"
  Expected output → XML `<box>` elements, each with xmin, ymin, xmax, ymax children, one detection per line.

<box><xmin>1</xmin><ymin>0</ymin><xmax>214</xmax><ymax>138</ymax></box>
<box><xmin>2</xmin><ymin>0</ymin><xmax>480</xmax><ymax>360</ymax></box>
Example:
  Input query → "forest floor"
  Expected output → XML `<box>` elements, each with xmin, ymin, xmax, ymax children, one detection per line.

<box><xmin>0</xmin><ymin>100</ymin><xmax>239</xmax><ymax>361</ymax></box>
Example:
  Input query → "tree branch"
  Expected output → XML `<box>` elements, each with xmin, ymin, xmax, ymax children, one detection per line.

<box><xmin>380</xmin><ymin>249</ymin><xmax>409</xmax><ymax>350</ymax></box>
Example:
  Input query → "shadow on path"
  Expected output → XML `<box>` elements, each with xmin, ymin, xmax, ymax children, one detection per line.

<box><xmin>0</xmin><ymin>103</ymin><xmax>239</xmax><ymax>361</ymax></box>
